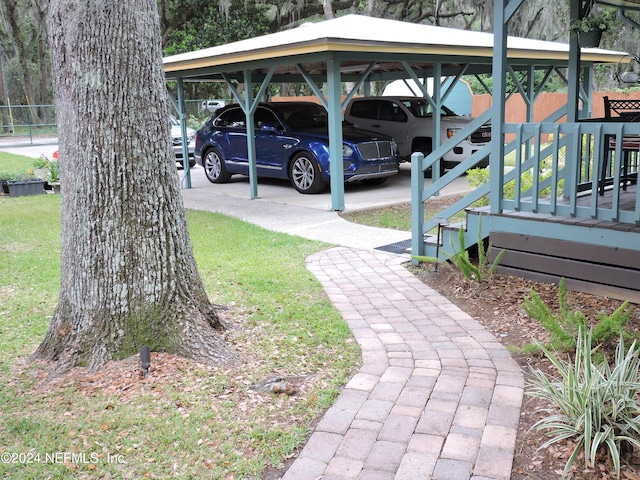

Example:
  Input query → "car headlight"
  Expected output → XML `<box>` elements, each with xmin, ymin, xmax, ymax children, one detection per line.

<box><xmin>391</xmin><ymin>140</ymin><xmax>398</xmax><ymax>155</ymax></box>
<box><xmin>446</xmin><ymin>128</ymin><xmax>461</xmax><ymax>139</ymax></box>
<box><xmin>342</xmin><ymin>144</ymin><xmax>354</xmax><ymax>157</ymax></box>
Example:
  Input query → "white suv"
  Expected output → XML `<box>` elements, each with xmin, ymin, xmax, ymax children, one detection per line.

<box><xmin>344</xmin><ymin>96</ymin><xmax>490</xmax><ymax>171</ymax></box>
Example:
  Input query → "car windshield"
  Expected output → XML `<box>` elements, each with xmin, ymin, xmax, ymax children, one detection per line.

<box><xmin>401</xmin><ymin>99</ymin><xmax>456</xmax><ymax>118</ymax></box>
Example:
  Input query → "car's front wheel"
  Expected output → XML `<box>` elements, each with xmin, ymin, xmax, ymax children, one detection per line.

<box><xmin>203</xmin><ymin>147</ymin><xmax>231</xmax><ymax>183</ymax></box>
<box><xmin>289</xmin><ymin>152</ymin><xmax>326</xmax><ymax>194</ymax></box>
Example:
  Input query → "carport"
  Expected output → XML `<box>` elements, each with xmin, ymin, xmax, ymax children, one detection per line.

<box><xmin>163</xmin><ymin>14</ymin><xmax>624</xmax><ymax>211</ymax></box>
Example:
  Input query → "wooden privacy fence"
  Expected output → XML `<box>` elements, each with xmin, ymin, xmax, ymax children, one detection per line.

<box><xmin>472</xmin><ymin>91</ymin><xmax>640</xmax><ymax>122</ymax></box>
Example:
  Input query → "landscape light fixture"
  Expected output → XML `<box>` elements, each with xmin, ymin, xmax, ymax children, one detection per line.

<box><xmin>434</xmin><ymin>217</ymin><xmax>450</xmax><ymax>272</ymax></box>
<box><xmin>140</xmin><ymin>346</ymin><xmax>151</xmax><ymax>378</ymax></box>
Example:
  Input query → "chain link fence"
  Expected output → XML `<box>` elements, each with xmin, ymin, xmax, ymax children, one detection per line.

<box><xmin>0</xmin><ymin>100</ymin><xmax>229</xmax><ymax>145</ymax></box>
<box><xmin>0</xmin><ymin>104</ymin><xmax>57</xmax><ymax>142</ymax></box>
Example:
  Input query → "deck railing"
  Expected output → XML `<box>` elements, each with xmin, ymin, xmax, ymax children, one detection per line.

<box><xmin>411</xmin><ymin>119</ymin><xmax>640</xmax><ymax>257</ymax></box>
<box><xmin>500</xmin><ymin>121</ymin><xmax>640</xmax><ymax>224</ymax></box>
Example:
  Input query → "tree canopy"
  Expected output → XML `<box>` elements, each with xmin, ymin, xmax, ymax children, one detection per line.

<box><xmin>1</xmin><ymin>1</ymin><xmax>639</xmax><ymax>118</ymax></box>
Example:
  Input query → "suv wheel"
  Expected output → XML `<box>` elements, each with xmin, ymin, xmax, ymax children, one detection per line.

<box><xmin>203</xmin><ymin>147</ymin><xmax>231</xmax><ymax>183</ymax></box>
<box><xmin>289</xmin><ymin>152</ymin><xmax>326</xmax><ymax>194</ymax></box>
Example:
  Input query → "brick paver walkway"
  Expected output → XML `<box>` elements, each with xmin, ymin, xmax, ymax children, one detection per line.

<box><xmin>281</xmin><ymin>247</ymin><xmax>524</xmax><ymax>480</ymax></box>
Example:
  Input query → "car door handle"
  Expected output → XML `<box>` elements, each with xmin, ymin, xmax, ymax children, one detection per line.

<box><xmin>371</xmin><ymin>124</ymin><xmax>381</xmax><ymax>128</ymax></box>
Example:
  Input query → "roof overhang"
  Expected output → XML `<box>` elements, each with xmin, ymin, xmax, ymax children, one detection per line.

<box><xmin>163</xmin><ymin>15</ymin><xmax>628</xmax><ymax>82</ymax></box>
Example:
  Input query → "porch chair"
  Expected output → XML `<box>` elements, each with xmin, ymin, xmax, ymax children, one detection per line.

<box><xmin>599</xmin><ymin>96</ymin><xmax>640</xmax><ymax>195</ymax></box>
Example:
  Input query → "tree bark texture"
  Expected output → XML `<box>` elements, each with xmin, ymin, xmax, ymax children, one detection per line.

<box><xmin>31</xmin><ymin>0</ymin><xmax>234</xmax><ymax>375</ymax></box>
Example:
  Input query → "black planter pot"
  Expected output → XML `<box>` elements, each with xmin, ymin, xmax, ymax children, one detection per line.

<box><xmin>578</xmin><ymin>29</ymin><xmax>603</xmax><ymax>48</ymax></box>
<box><xmin>5</xmin><ymin>180</ymin><xmax>46</xmax><ymax>197</ymax></box>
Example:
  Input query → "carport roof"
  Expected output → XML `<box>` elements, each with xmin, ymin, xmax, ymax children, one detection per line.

<box><xmin>163</xmin><ymin>14</ymin><xmax>628</xmax><ymax>80</ymax></box>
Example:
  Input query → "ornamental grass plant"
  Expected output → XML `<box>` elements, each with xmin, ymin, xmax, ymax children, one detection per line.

<box><xmin>528</xmin><ymin>328</ymin><xmax>640</xmax><ymax>479</ymax></box>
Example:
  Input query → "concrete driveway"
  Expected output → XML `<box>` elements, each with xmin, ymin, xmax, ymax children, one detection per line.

<box><xmin>181</xmin><ymin>162</ymin><xmax>471</xmax><ymax>212</ymax></box>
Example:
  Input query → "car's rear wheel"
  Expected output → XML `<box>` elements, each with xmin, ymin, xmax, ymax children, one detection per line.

<box><xmin>203</xmin><ymin>147</ymin><xmax>231</xmax><ymax>183</ymax></box>
<box><xmin>289</xmin><ymin>152</ymin><xmax>326</xmax><ymax>194</ymax></box>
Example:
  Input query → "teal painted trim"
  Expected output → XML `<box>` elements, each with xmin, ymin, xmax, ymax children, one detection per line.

<box><xmin>411</xmin><ymin>152</ymin><xmax>425</xmax><ymax>262</ymax></box>
<box><xmin>567</xmin><ymin>0</ymin><xmax>580</xmax><ymax>123</ymax></box>
<box><xmin>249</xmin><ymin>66</ymin><xmax>275</xmax><ymax>114</ymax></box>
<box><xmin>504</xmin><ymin>0</ymin><xmax>525</xmax><ymax>21</ymax></box>
<box><xmin>422</xmin><ymin>185</ymin><xmax>490</xmax><ymax>235</ymax></box>
<box><xmin>440</xmin><ymin>66</ymin><xmax>469</xmax><ymax>104</ymax></box>
<box><xmin>341</xmin><ymin>62</ymin><xmax>378</xmax><ymax>110</ymax></box>
<box><xmin>499</xmin><ymin>200</ymin><xmax>640</xmax><ymax>225</ymax></box>
<box><xmin>432</xmin><ymin>62</ymin><xmax>443</xmax><ymax>187</ymax></box>
<box><xmin>176</xmin><ymin>78</ymin><xmax>191</xmax><ymax>188</ymax></box>
<box><xmin>490</xmin><ymin>0</ymin><xmax>508</xmax><ymax>215</ymax></box>
<box><xmin>610</xmin><ymin>123</ymin><xmax>625</xmax><ymax>221</ymax></box>
<box><xmin>243</xmin><ymin>70</ymin><xmax>258</xmax><ymax>199</ymax></box>
<box><xmin>296</xmin><ymin>63</ymin><xmax>328</xmax><ymax>109</ymax></box>
<box><xmin>635</xmin><ymin>188</ymin><xmax>640</xmax><ymax>223</ymax></box>
<box><xmin>531</xmin><ymin>123</ymin><xmax>541</xmax><ymax>213</ymax></box>
<box><xmin>166</xmin><ymin>89</ymin><xmax>179</xmax><ymax>112</ymax></box>
<box><xmin>421</xmin><ymin>144</ymin><xmax>490</xmax><ymax>200</ymax></box>
<box><xmin>220</xmin><ymin>68</ymin><xmax>276</xmax><ymax>200</ymax></box>
<box><xmin>487</xmin><ymin>215</ymin><xmax>640</xmax><ymax>252</ymax></box>
<box><xmin>222</xmin><ymin>73</ymin><xmax>244</xmax><ymax>105</ymax></box>
<box><xmin>400</xmin><ymin>61</ymin><xmax>435</xmax><ymax>109</ymax></box>
<box><xmin>327</xmin><ymin>54</ymin><xmax>345</xmax><ymax>211</ymax></box>
<box><xmin>550</xmin><ymin>123</ymin><xmax>560</xmax><ymax>214</ymax></box>
<box><xmin>507</xmin><ymin>64</ymin><xmax>529</xmax><ymax>101</ymax></box>
<box><xmin>421</xmin><ymin>110</ymin><xmax>492</xmax><ymax>170</ymax></box>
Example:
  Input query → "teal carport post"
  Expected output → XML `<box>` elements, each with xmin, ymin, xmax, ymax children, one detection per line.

<box><xmin>326</xmin><ymin>53</ymin><xmax>345</xmax><ymax>211</ymax></box>
<box><xmin>176</xmin><ymin>78</ymin><xmax>191</xmax><ymax>188</ymax></box>
<box><xmin>221</xmin><ymin>67</ymin><xmax>275</xmax><ymax>200</ymax></box>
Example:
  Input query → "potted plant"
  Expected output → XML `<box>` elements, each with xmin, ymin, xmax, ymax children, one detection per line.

<box><xmin>32</xmin><ymin>156</ymin><xmax>51</xmax><ymax>180</ymax></box>
<box><xmin>1</xmin><ymin>172</ymin><xmax>46</xmax><ymax>197</ymax></box>
<box><xmin>0</xmin><ymin>172</ymin><xmax>18</xmax><ymax>194</ymax></box>
<box><xmin>569</xmin><ymin>7</ymin><xmax>616</xmax><ymax>47</ymax></box>
<box><xmin>33</xmin><ymin>152</ymin><xmax>61</xmax><ymax>193</ymax></box>
<box><xmin>47</xmin><ymin>160</ymin><xmax>61</xmax><ymax>193</ymax></box>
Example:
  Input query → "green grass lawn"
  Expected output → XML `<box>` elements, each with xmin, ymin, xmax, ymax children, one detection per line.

<box><xmin>0</xmin><ymin>151</ymin><xmax>43</xmax><ymax>177</ymax></box>
<box><xmin>0</xmin><ymin>176</ymin><xmax>360</xmax><ymax>478</ymax></box>
<box><xmin>340</xmin><ymin>194</ymin><xmax>468</xmax><ymax>232</ymax></box>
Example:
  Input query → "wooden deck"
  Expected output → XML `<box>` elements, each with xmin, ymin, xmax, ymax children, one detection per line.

<box><xmin>488</xmin><ymin>183</ymin><xmax>640</xmax><ymax>230</ymax></box>
<box><xmin>480</xmin><ymin>185</ymin><xmax>640</xmax><ymax>303</ymax></box>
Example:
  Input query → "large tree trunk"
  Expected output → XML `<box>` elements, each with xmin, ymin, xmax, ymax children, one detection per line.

<box><xmin>31</xmin><ymin>0</ymin><xmax>234</xmax><ymax>375</ymax></box>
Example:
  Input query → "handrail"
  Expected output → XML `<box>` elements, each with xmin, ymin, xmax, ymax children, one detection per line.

<box><xmin>412</xmin><ymin>118</ymin><xmax>640</xmax><ymax>258</ymax></box>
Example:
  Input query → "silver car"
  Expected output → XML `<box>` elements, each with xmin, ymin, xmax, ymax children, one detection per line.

<box><xmin>170</xmin><ymin>115</ymin><xmax>196</xmax><ymax>168</ymax></box>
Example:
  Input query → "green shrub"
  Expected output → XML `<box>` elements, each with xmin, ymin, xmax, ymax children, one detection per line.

<box><xmin>413</xmin><ymin>215</ymin><xmax>503</xmax><ymax>283</ymax></box>
<box><xmin>519</xmin><ymin>278</ymin><xmax>631</xmax><ymax>353</ymax></box>
<box><xmin>466</xmin><ymin>160</ymin><xmax>563</xmax><ymax>207</ymax></box>
<box><xmin>528</xmin><ymin>328</ymin><xmax>640</xmax><ymax>479</ymax></box>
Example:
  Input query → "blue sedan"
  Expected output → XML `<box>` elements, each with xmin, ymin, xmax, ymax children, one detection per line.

<box><xmin>194</xmin><ymin>102</ymin><xmax>399</xmax><ymax>194</ymax></box>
